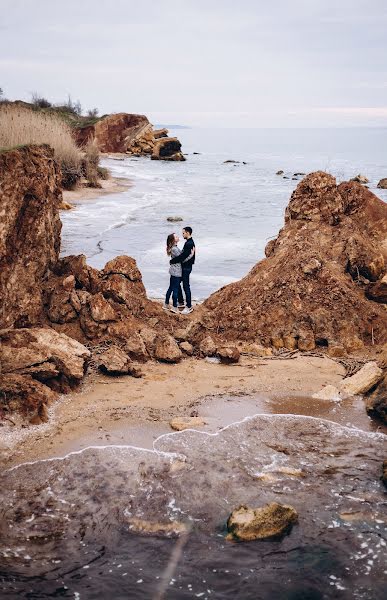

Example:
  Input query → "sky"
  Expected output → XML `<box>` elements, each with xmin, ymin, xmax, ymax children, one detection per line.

<box><xmin>0</xmin><ymin>0</ymin><xmax>387</xmax><ymax>127</ymax></box>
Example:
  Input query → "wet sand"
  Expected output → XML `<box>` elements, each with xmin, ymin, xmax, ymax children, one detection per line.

<box><xmin>62</xmin><ymin>176</ymin><xmax>132</xmax><ymax>204</ymax></box>
<box><xmin>1</xmin><ymin>353</ymin><xmax>383</xmax><ymax>470</ymax></box>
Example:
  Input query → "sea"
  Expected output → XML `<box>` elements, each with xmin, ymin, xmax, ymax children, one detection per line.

<box><xmin>60</xmin><ymin>127</ymin><xmax>387</xmax><ymax>301</ymax></box>
<box><xmin>1</xmin><ymin>128</ymin><xmax>386</xmax><ymax>599</ymax></box>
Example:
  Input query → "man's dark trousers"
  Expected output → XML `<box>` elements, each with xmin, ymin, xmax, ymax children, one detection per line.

<box><xmin>180</xmin><ymin>266</ymin><xmax>192</xmax><ymax>308</ymax></box>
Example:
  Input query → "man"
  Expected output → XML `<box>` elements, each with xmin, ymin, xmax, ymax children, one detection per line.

<box><xmin>170</xmin><ymin>226</ymin><xmax>195</xmax><ymax>314</ymax></box>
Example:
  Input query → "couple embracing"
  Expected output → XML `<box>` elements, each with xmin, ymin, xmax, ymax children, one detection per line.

<box><xmin>164</xmin><ymin>226</ymin><xmax>195</xmax><ymax>315</ymax></box>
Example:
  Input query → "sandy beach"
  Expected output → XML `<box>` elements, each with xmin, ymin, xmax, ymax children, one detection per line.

<box><xmin>62</xmin><ymin>174</ymin><xmax>132</xmax><ymax>204</ymax></box>
<box><xmin>2</xmin><ymin>351</ymin><xmax>383</xmax><ymax>471</ymax></box>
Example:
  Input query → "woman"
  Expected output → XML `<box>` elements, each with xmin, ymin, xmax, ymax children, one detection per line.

<box><xmin>163</xmin><ymin>233</ymin><xmax>182</xmax><ymax>313</ymax></box>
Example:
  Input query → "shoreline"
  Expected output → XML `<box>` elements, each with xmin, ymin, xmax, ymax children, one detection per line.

<box><xmin>1</xmin><ymin>353</ymin><xmax>384</xmax><ymax>471</ymax></box>
<box><xmin>62</xmin><ymin>175</ymin><xmax>132</xmax><ymax>204</ymax></box>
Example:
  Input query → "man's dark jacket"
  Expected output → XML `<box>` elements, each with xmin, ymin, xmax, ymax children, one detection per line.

<box><xmin>170</xmin><ymin>238</ymin><xmax>195</xmax><ymax>269</ymax></box>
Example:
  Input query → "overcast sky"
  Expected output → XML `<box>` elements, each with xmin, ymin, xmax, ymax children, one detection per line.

<box><xmin>1</xmin><ymin>0</ymin><xmax>386</xmax><ymax>127</ymax></box>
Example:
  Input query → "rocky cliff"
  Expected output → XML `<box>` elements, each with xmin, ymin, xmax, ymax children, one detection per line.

<box><xmin>201</xmin><ymin>172</ymin><xmax>387</xmax><ymax>352</ymax></box>
<box><xmin>73</xmin><ymin>113</ymin><xmax>185</xmax><ymax>160</ymax></box>
<box><xmin>0</xmin><ymin>145</ymin><xmax>62</xmax><ymax>328</ymax></box>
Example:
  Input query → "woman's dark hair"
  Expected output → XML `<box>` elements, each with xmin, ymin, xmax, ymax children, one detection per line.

<box><xmin>166</xmin><ymin>233</ymin><xmax>176</xmax><ymax>256</ymax></box>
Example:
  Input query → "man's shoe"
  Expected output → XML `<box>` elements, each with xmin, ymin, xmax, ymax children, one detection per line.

<box><xmin>181</xmin><ymin>306</ymin><xmax>193</xmax><ymax>314</ymax></box>
<box><xmin>162</xmin><ymin>303</ymin><xmax>169</xmax><ymax>310</ymax></box>
<box><xmin>178</xmin><ymin>303</ymin><xmax>185</xmax><ymax>308</ymax></box>
<box><xmin>170</xmin><ymin>306</ymin><xmax>180</xmax><ymax>314</ymax></box>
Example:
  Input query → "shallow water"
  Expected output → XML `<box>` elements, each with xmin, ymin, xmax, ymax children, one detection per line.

<box><xmin>60</xmin><ymin>127</ymin><xmax>387</xmax><ymax>300</ymax></box>
<box><xmin>1</xmin><ymin>415</ymin><xmax>386</xmax><ymax>599</ymax></box>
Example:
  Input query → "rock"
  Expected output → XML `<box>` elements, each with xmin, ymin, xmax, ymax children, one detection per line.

<box><xmin>199</xmin><ymin>336</ymin><xmax>217</xmax><ymax>356</ymax></box>
<box><xmin>366</xmin><ymin>374</ymin><xmax>387</xmax><ymax>423</ymax></box>
<box><xmin>126</xmin><ymin>517</ymin><xmax>187</xmax><ymax>538</ymax></box>
<box><xmin>293</xmin><ymin>172</ymin><xmax>306</xmax><ymax>177</ymax></box>
<box><xmin>276</xmin><ymin>170</ymin><xmax>284</xmax><ymax>175</ymax></box>
<box><xmin>170</xmin><ymin>416</ymin><xmax>206</xmax><ymax>431</ymax></box>
<box><xmin>124</xmin><ymin>333</ymin><xmax>149</xmax><ymax>362</ymax></box>
<box><xmin>97</xmin><ymin>345</ymin><xmax>142</xmax><ymax>376</ymax></box>
<box><xmin>240</xmin><ymin>343</ymin><xmax>273</xmax><ymax>357</ymax></box>
<box><xmin>327</xmin><ymin>344</ymin><xmax>346</xmax><ymax>358</ymax></box>
<box><xmin>180</xmin><ymin>341</ymin><xmax>194</xmax><ymax>355</ymax></box>
<box><xmin>59</xmin><ymin>200</ymin><xmax>74</xmax><ymax>210</ymax></box>
<box><xmin>0</xmin><ymin>373</ymin><xmax>57</xmax><ymax>424</ymax></box>
<box><xmin>54</xmin><ymin>254</ymin><xmax>98</xmax><ymax>291</ymax></box>
<box><xmin>382</xmin><ymin>460</ymin><xmax>387</xmax><ymax>487</ymax></box>
<box><xmin>312</xmin><ymin>385</ymin><xmax>342</xmax><ymax>401</ymax></box>
<box><xmin>227</xmin><ymin>502</ymin><xmax>298</xmax><ymax>541</ymax></box>
<box><xmin>224</xmin><ymin>160</ymin><xmax>240</xmax><ymax>164</ymax></box>
<box><xmin>301</xmin><ymin>258</ymin><xmax>322</xmax><ymax>275</ymax></box>
<box><xmin>174</xmin><ymin>328</ymin><xmax>188</xmax><ymax>341</ymax></box>
<box><xmin>0</xmin><ymin>328</ymin><xmax>90</xmax><ymax>390</ymax></box>
<box><xmin>154</xmin><ymin>335</ymin><xmax>182</xmax><ymax>363</ymax></box>
<box><xmin>283</xmin><ymin>335</ymin><xmax>298</xmax><ymax>350</ymax></box>
<box><xmin>153</xmin><ymin>128</ymin><xmax>169</xmax><ymax>139</ymax></box>
<box><xmin>377</xmin><ymin>178</ymin><xmax>387</xmax><ymax>189</ymax></box>
<box><xmin>297</xmin><ymin>330</ymin><xmax>316</xmax><ymax>351</ymax></box>
<box><xmin>88</xmin><ymin>293</ymin><xmax>117</xmax><ymax>322</ymax></box>
<box><xmin>271</xmin><ymin>335</ymin><xmax>284</xmax><ymax>350</ymax></box>
<box><xmin>339</xmin><ymin>362</ymin><xmax>383</xmax><ymax>396</ymax></box>
<box><xmin>366</xmin><ymin>274</ymin><xmax>387</xmax><ymax>304</ymax></box>
<box><xmin>166</xmin><ymin>216</ymin><xmax>183</xmax><ymax>222</ymax></box>
<box><xmin>0</xmin><ymin>145</ymin><xmax>62</xmax><ymax>328</ymax></box>
<box><xmin>151</xmin><ymin>138</ymin><xmax>185</xmax><ymax>161</ymax></box>
<box><xmin>217</xmin><ymin>346</ymin><xmax>240</xmax><ymax>363</ymax></box>
<box><xmin>102</xmin><ymin>255</ymin><xmax>142</xmax><ymax>281</ymax></box>
<box><xmin>73</xmin><ymin>113</ymin><xmax>151</xmax><ymax>154</ymax></box>
<box><xmin>351</xmin><ymin>174</ymin><xmax>369</xmax><ymax>184</ymax></box>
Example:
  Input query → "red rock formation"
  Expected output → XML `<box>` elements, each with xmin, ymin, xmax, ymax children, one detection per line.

<box><xmin>201</xmin><ymin>172</ymin><xmax>387</xmax><ymax>351</ymax></box>
<box><xmin>72</xmin><ymin>113</ymin><xmax>185</xmax><ymax>159</ymax></box>
<box><xmin>0</xmin><ymin>145</ymin><xmax>62</xmax><ymax>328</ymax></box>
<box><xmin>72</xmin><ymin>113</ymin><xmax>150</xmax><ymax>153</ymax></box>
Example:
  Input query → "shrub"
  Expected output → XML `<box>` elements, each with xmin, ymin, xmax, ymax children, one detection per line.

<box><xmin>0</xmin><ymin>103</ymin><xmax>82</xmax><ymax>189</ymax></box>
<box><xmin>31</xmin><ymin>93</ymin><xmax>52</xmax><ymax>109</ymax></box>
<box><xmin>82</xmin><ymin>140</ymin><xmax>101</xmax><ymax>188</ymax></box>
<box><xmin>87</xmin><ymin>108</ymin><xmax>99</xmax><ymax>118</ymax></box>
<box><xmin>97</xmin><ymin>165</ymin><xmax>110</xmax><ymax>180</ymax></box>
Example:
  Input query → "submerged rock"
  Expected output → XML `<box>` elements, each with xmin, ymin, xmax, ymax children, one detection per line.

<box><xmin>377</xmin><ymin>178</ymin><xmax>387</xmax><ymax>189</ymax></box>
<box><xmin>126</xmin><ymin>517</ymin><xmax>188</xmax><ymax>538</ymax></box>
<box><xmin>227</xmin><ymin>502</ymin><xmax>298</xmax><ymax>541</ymax></box>
<box><xmin>166</xmin><ymin>216</ymin><xmax>183</xmax><ymax>222</ymax></box>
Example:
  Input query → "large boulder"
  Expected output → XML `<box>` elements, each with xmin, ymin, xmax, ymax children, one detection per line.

<box><xmin>202</xmin><ymin>173</ymin><xmax>387</xmax><ymax>349</ymax></box>
<box><xmin>0</xmin><ymin>373</ymin><xmax>57</xmax><ymax>424</ymax></box>
<box><xmin>151</xmin><ymin>137</ymin><xmax>186</xmax><ymax>162</ymax></box>
<box><xmin>98</xmin><ymin>345</ymin><xmax>142</xmax><ymax>377</ymax></box>
<box><xmin>377</xmin><ymin>178</ymin><xmax>387</xmax><ymax>189</ymax></box>
<box><xmin>154</xmin><ymin>334</ymin><xmax>182</xmax><ymax>363</ymax></box>
<box><xmin>0</xmin><ymin>328</ymin><xmax>90</xmax><ymax>392</ymax></box>
<box><xmin>227</xmin><ymin>502</ymin><xmax>298</xmax><ymax>541</ymax></box>
<box><xmin>0</xmin><ymin>145</ymin><xmax>62</xmax><ymax>328</ymax></box>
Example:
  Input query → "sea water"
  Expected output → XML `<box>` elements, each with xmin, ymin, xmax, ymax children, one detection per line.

<box><xmin>0</xmin><ymin>416</ymin><xmax>386</xmax><ymax>599</ymax></box>
<box><xmin>60</xmin><ymin>127</ymin><xmax>387</xmax><ymax>301</ymax></box>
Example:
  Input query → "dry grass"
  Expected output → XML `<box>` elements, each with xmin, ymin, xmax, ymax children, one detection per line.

<box><xmin>82</xmin><ymin>140</ymin><xmax>101</xmax><ymax>188</ymax></box>
<box><xmin>0</xmin><ymin>103</ymin><xmax>82</xmax><ymax>189</ymax></box>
